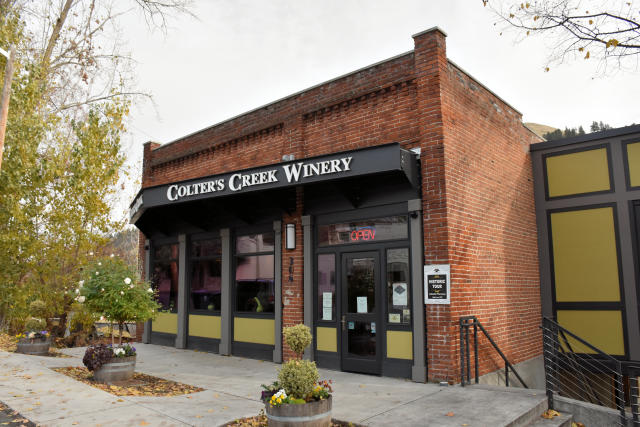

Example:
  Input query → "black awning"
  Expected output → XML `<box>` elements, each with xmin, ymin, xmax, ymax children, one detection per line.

<box><xmin>130</xmin><ymin>143</ymin><xmax>419</xmax><ymax>231</ymax></box>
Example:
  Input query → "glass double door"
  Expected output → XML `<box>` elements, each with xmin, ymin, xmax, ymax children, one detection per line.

<box><xmin>340</xmin><ymin>252</ymin><xmax>382</xmax><ymax>375</ymax></box>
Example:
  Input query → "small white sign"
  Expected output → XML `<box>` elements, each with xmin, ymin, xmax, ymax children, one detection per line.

<box><xmin>425</xmin><ymin>264</ymin><xmax>450</xmax><ymax>305</ymax></box>
<box><xmin>392</xmin><ymin>282</ymin><xmax>408</xmax><ymax>307</ymax></box>
<box><xmin>389</xmin><ymin>313</ymin><xmax>401</xmax><ymax>323</ymax></box>
<box><xmin>322</xmin><ymin>292</ymin><xmax>332</xmax><ymax>308</ymax></box>
<box><xmin>322</xmin><ymin>292</ymin><xmax>333</xmax><ymax>320</ymax></box>
<box><xmin>356</xmin><ymin>296</ymin><xmax>368</xmax><ymax>313</ymax></box>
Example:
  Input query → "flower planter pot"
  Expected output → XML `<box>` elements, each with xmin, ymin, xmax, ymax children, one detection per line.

<box><xmin>16</xmin><ymin>338</ymin><xmax>51</xmax><ymax>356</ymax></box>
<box><xmin>265</xmin><ymin>396</ymin><xmax>332</xmax><ymax>427</ymax></box>
<box><xmin>92</xmin><ymin>356</ymin><xmax>136</xmax><ymax>383</ymax></box>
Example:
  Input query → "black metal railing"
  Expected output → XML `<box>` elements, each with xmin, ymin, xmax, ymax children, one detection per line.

<box><xmin>542</xmin><ymin>317</ymin><xmax>640</xmax><ymax>426</ymax></box>
<box><xmin>459</xmin><ymin>315</ymin><xmax>528</xmax><ymax>388</ymax></box>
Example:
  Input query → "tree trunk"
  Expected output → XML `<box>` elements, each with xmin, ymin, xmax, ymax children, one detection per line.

<box><xmin>118</xmin><ymin>322</ymin><xmax>123</xmax><ymax>346</ymax></box>
<box><xmin>110</xmin><ymin>321</ymin><xmax>114</xmax><ymax>346</ymax></box>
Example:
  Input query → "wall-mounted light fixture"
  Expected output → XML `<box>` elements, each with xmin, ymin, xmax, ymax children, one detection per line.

<box><xmin>286</xmin><ymin>223</ymin><xmax>296</xmax><ymax>250</ymax></box>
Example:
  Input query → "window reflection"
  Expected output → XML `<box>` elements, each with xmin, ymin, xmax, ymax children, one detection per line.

<box><xmin>152</xmin><ymin>243</ymin><xmax>179</xmax><ymax>312</ymax></box>
<box><xmin>387</xmin><ymin>248</ymin><xmax>410</xmax><ymax>324</ymax></box>
<box><xmin>317</xmin><ymin>254</ymin><xmax>335</xmax><ymax>321</ymax></box>
<box><xmin>318</xmin><ymin>216</ymin><xmax>408</xmax><ymax>247</ymax></box>
<box><xmin>190</xmin><ymin>238</ymin><xmax>222</xmax><ymax>313</ymax></box>
<box><xmin>235</xmin><ymin>233</ymin><xmax>275</xmax><ymax>313</ymax></box>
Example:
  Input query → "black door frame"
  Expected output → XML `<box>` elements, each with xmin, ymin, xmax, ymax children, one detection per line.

<box><xmin>340</xmin><ymin>251</ymin><xmax>383</xmax><ymax>375</ymax></box>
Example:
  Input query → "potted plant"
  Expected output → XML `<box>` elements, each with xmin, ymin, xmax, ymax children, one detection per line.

<box><xmin>74</xmin><ymin>255</ymin><xmax>159</xmax><ymax>383</ymax></box>
<box><xmin>82</xmin><ymin>342</ymin><xmax>137</xmax><ymax>382</ymax></box>
<box><xmin>262</xmin><ymin>324</ymin><xmax>333</xmax><ymax>427</ymax></box>
<box><xmin>16</xmin><ymin>300</ymin><xmax>51</xmax><ymax>356</ymax></box>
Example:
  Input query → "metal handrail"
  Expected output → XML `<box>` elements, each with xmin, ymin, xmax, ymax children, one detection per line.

<box><xmin>459</xmin><ymin>315</ymin><xmax>528</xmax><ymax>388</ymax></box>
<box><xmin>542</xmin><ymin>317</ymin><xmax>636</xmax><ymax>426</ymax></box>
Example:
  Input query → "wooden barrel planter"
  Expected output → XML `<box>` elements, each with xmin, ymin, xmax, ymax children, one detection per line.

<box><xmin>93</xmin><ymin>356</ymin><xmax>136</xmax><ymax>383</ymax></box>
<box><xmin>16</xmin><ymin>338</ymin><xmax>51</xmax><ymax>356</ymax></box>
<box><xmin>265</xmin><ymin>396</ymin><xmax>332</xmax><ymax>427</ymax></box>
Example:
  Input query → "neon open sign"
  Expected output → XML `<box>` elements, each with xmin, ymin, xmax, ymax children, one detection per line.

<box><xmin>350</xmin><ymin>226</ymin><xmax>376</xmax><ymax>242</ymax></box>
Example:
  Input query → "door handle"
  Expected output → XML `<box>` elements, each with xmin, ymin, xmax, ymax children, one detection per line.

<box><xmin>341</xmin><ymin>315</ymin><xmax>346</xmax><ymax>331</ymax></box>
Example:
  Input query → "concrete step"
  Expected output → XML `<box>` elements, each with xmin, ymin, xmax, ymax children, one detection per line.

<box><xmin>527</xmin><ymin>413</ymin><xmax>573</xmax><ymax>427</ymax></box>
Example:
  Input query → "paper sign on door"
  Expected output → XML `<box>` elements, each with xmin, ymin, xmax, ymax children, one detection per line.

<box><xmin>356</xmin><ymin>296</ymin><xmax>367</xmax><ymax>313</ymax></box>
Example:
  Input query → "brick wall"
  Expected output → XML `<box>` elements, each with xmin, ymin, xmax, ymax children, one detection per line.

<box><xmin>138</xmin><ymin>28</ymin><xmax>542</xmax><ymax>379</ymax></box>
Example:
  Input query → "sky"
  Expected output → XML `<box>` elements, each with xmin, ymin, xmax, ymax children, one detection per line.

<box><xmin>115</xmin><ymin>0</ymin><xmax>640</xmax><ymax>218</ymax></box>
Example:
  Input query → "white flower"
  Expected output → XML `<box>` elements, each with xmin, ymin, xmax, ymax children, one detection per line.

<box><xmin>101</xmin><ymin>288</ymin><xmax>104</xmax><ymax>292</ymax></box>
<box><xmin>274</xmin><ymin>389</ymin><xmax>287</xmax><ymax>399</ymax></box>
<box><xmin>147</xmin><ymin>288</ymin><xmax>153</xmax><ymax>293</ymax></box>
<box><xmin>95</xmin><ymin>271</ymin><xmax>99</xmax><ymax>275</ymax></box>
<box><xmin>114</xmin><ymin>348</ymin><xmax>125</xmax><ymax>357</ymax></box>
<box><xmin>89</xmin><ymin>252</ymin><xmax>94</xmax><ymax>256</ymax></box>
<box><xmin>75</xmin><ymin>288</ymin><xmax>80</xmax><ymax>294</ymax></box>
<box><xmin>124</xmin><ymin>277</ymin><xmax>131</xmax><ymax>285</ymax></box>
<box><xmin>78</xmin><ymin>296</ymin><xmax>86</xmax><ymax>303</ymax></box>
<box><xmin>120</xmin><ymin>291</ymin><xmax>124</xmax><ymax>295</ymax></box>
<box><xmin>78</xmin><ymin>280</ymin><xmax>84</xmax><ymax>287</ymax></box>
<box><xmin>28</xmin><ymin>332</ymin><xmax>35</xmax><ymax>339</ymax></box>
<box><xmin>129</xmin><ymin>284</ymin><xmax>134</xmax><ymax>289</ymax></box>
<box><xmin>98</xmin><ymin>262</ymin><xmax>102</xmax><ymax>266</ymax></box>
<box><xmin>110</xmin><ymin>253</ymin><xmax>114</xmax><ymax>258</ymax></box>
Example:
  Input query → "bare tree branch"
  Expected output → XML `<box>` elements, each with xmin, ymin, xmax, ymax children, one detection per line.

<box><xmin>484</xmin><ymin>0</ymin><xmax>640</xmax><ymax>74</ymax></box>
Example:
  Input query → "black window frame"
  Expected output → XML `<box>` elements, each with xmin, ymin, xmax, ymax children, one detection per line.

<box><xmin>188</xmin><ymin>234</ymin><xmax>222</xmax><ymax>316</ymax></box>
<box><xmin>150</xmin><ymin>238</ymin><xmax>180</xmax><ymax>314</ymax></box>
<box><xmin>233</xmin><ymin>228</ymin><xmax>276</xmax><ymax>317</ymax></box>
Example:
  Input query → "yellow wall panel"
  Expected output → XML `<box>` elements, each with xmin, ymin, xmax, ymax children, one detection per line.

<box><xmin>234</xmin><ymin>317</ymin><xmax>274</xmax><ymax>345</ymax></box>
<box><xmin>546</xmin><ymin>148</ymin><xmax>610</xmax><ymax>197</ymax></box>
<box><xmin>188</xmin><ymin>315</ymin><xmax>221</xmax><ymax>339</ymax></box>
<box><xmin>386</xmin><ymin>330</ymin><xmax>413</xmax><ymax>360</ymax></box>
<box><xmin>551</xmin><ymin>208</ymin><xmax>620</xmax><ymax>302</ymax></box>
<box><xmin>316</xmin><ymin>327</ymin><xmax>337</xmax><ymax>352</ymax></box>
<box><xmin>627</xmin><ymin>142</ymin><xmax>640</xmax><ymax>187</ymax></box>
<box><xmin>557</xmin><ymin>310</ymin><xmax>625</xmax><ymax>356</ymax></box>
<box><xmin>152</xmin><ymin>312</ymin><xmax>177</xmax><ymax>334</ymax></box>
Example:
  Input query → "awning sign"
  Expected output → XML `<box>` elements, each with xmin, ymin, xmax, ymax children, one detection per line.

<box><xmin>424</xmin><ymin>264</ymin><xmax>450</xmax><ymax>305</ymax></box>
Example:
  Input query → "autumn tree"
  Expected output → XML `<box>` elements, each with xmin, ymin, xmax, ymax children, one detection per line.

<box><xmin>483</xmin><ymin>0</ymin><xmax>640</xmax><ymax>73</ymax></box>
<box><xmin>0</xmin><ymin>0</ymin><xmax>191</xmax><ymax>333</ymax></box>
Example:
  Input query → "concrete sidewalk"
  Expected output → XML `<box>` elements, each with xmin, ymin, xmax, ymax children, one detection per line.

<box><xmin>0</xmin><ymin>344</ymin><xmax>550</xmax><ymax>426</ymax></box>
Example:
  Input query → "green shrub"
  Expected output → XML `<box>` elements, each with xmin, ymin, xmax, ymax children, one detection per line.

<box><xmin>283</xmin><ymin>324</ymin><xmax>312</xmax><ymax>357</ymax></box>
<box><xmin>24</xmin><ymin>317</ymin><xmax>46</xmax><ymax>332</ymax></box>
<box><xmin>277</xmin><ymin>360</ymin><xmax>319</xmax><ymax>399</ymax></box>
<box><xmin>29</xmin><ymin>300</ymin><xmax>47</xmax><ymax>318</ymax></box>
<box><xmin>69</xmin><ymin>304</ymin><xmax>98</xmax><ymax>333</ymax></box>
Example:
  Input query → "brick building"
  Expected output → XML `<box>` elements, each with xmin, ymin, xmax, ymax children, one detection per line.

<box><xmin>130</xmin><ymin>27</ymin><xmax>543</xmax><ymax>383</ymax></box>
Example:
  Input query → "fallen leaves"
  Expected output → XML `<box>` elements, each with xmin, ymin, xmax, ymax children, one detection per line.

<box><xmin>53</xmin><ymin>367</ymin><xmax>204</xmax><ymax>397</ymax></box>
<box><xmin>445</xmin><ymin>411</ymin><xmax>454</xmax><ymax>417</ymax></box>
<box><xmin>541</xmin><ymin>409</ymin><xmax>560</xmax><ymax>419</ymax></box>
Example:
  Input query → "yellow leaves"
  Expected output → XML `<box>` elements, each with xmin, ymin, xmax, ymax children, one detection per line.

<box><xmin>545</xmin><ymin>67</ymin><xmax>550</xmax><ymax>72</ymax></box>
<box><xmin>606</xmin><ymin>39</ymin><xmax>619</xmax><ymax>48</ymax></box>
<box><xmin>584</xmin><ymin>51</ymin><xmax>590</xmax><ymax>59</ymax></box>
<box><xmin>542</xmin><ymin>409</ymin><xmax>560</xmax><ymax>419</ymax></box>
<box><xmin>578</xmin><ymin>47</ymin><xmax>584</xmax><ymax>52</ymax></box>
<box><xmin>526</xmin><ymin>2</ymin><xmax>530</xmax><ymax>7</ymax></box>
<box><xmin>533</xmin><ymin>15</ymin><xmax>539</xmax><ymax>21</ymax></box>
<box><xmin>53</xmin><ymin>367</ymin><xmax>203</xmax><ymax>397</ymax></box>
<box><xmin>526</xmin><ymin>30</ymin><xmax>530</xmax><ymax>36</ymax></box>
<box><xmin>589</xmin><ymin>19</ymin><xmax>593</xmax><ymax>25</ymax></box>
<box><xmin>509</xmin><ymin>13</ymin><xmax>515</xmax><ymax>18</ymax></box>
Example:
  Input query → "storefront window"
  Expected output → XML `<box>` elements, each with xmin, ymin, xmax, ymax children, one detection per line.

<box><xmin>190</xmin><ymin>238</ymin><xmax>222</xmax><ymax>313</ymax></box>
<box><xmin>317</xmin><ymin>254</ymin><xmax>336</xmax><ymax>321</ymax></box>
<box><xmin>151</xmin><ymin>243</ymin><xmax>179</xmax><ymax>312</ymax></box>
<box><xmin>387</xmin><ymin>248</ymin><xmax>410</xmax><ymax>324</ymax></box>
<box><xmin>318</xmin><ymin>215</ymin><xmax>408</xmax><ymax>247</ymax></box>
<box><xmin>235</xmin><ymin>232</ymin><xmax>275</xmax><ymax>313</ymax></box>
